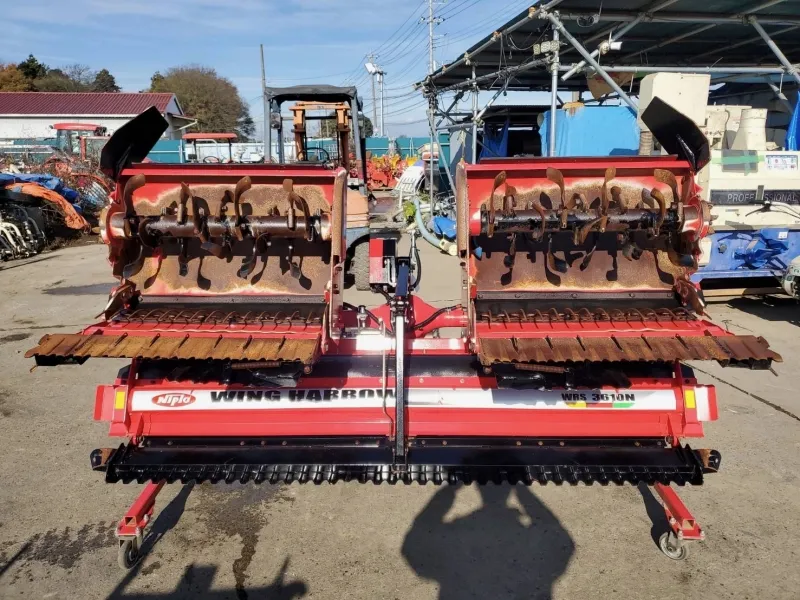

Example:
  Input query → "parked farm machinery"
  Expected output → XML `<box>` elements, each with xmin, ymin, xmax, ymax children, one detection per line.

<box><xmin>26</xmin><ymin>100</ymin><xmax>781</xmax><ymax>568</ymax></box>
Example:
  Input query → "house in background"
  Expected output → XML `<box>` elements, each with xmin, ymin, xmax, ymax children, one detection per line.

<box><xmin>0</xmin><ymin>92</ymin><xmax>195</xmax><ymax>140</ymax></box>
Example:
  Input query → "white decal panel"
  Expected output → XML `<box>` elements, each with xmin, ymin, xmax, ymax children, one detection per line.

<box><xmin>131</xmin><ymin>388</ymin><xmax>677</xmax><ymax>411</ymax></box>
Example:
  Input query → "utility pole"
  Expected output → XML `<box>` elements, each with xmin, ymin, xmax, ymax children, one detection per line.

<box><xmin>260</xmin><ymin>44</ymin><xmax>270</xmax><ymax>162</ymax></box>
<box><xmin>368</xmin><ymin>53</ymin><xmax>378</xmax><ymax>132</ymax></box>
<box><xmin>423</xmin><ymin>0</ymin><xmax>443</xmax><ymax>196</ymax></box>
<box><xmin>378</xmin><ymin>70</ymin><xmax>385</xmax><ymax>137</ymax></box>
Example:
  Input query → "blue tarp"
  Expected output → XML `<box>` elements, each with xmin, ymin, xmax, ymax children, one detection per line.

<box><xmin>431</xmin><ymin>216</ymin><xmax>456</xmax><ymax>240</ymax></box>
<box><xmin>0</xmin><ymin>173</ymin><xmax>80</xmax><ymax>204</ymax></box>
<box><xmin>480</xmin><ymin>119</ymin><xmax>509</xmax><ymax>159</ymax></box>
<box><xmin>540</xmin><ymin>105</ymin><xmax>639</xmax><ymax>157</ymax></box>
<box><xmin>787</xmin><ymin>101</ymin><xmax>800</xmax><ymax>151</ymax></box>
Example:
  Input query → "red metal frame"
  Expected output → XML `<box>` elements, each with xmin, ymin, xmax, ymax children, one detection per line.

<box><xmin>116</xmin><ymin>481</ymin><xmax>164</xmax><ymax>541</ymax></box>
<box><xmin>655</xmin><ymin>482</ymin><xmax>704</xmax><ymax>541</ymax></box>
<box><xmin>94</xmin><ymin>360</ymin><xmax>716</xmax><ymax>441</ymax></box>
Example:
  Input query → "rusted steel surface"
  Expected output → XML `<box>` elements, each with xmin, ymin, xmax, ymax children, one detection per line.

<box><xmin>26</xmin><ymin>332</ymin><xmax>320</xmax><ymax>364</ymax></box>
<box><xmin>457</xmin><ymin>158</ymin><xmax>708</xmax><ymax>305</ymax></box>
<box><xmin>115</xmin><ymin>306</ymin><xmax>323</xmax><ymax>327</ymax></box>
<box><xmin>103</xmin><ymin>165</ymin><xmax>347</xmax><ymax>299</ymax></box>
<box><xmin>478</xmin><ymin>334</ymin><xmax>781</xmax><ymax>366</ymax></box>
<box><xmin>477</xmin><ymin>306</ymin><xmax>694</xmax><ymax>324</ymax></box>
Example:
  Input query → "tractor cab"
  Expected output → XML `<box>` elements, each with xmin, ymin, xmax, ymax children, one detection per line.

<box><xmin>51</xmin><ymin>123</ymin><xmax>108</xmax><ymax>158</ymax></box>
<box><xmin>265</xmin><ymin>85</ymin><xmax>372</xmax><ymax>288</ymax></box>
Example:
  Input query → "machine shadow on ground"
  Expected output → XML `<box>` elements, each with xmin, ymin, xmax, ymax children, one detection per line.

<box><xmin>105</xmin><ymin>483</ymin><xmax>308</xmax><ymax>600</ymax></box>
<box><xmin>402</xmin><ymin>485</ymin><xmax>574</xmax><ymax>600</ymax></box>
<box><xmin>718</xmin><ymin>296</ymin><xmax>800</xmax><ymax>327</ymax></box>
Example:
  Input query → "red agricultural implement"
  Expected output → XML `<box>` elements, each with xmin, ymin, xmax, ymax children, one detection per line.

<box><xmin>27</xmin><ymin>101</ymin><xmax>780</xmax><ymax>568</ymax></box>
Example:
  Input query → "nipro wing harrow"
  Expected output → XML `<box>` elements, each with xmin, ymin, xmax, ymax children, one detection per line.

<box><xmin>28</xmin><ymin>101</ymin><xmax>780</xmax><ymax>567</ymax></box>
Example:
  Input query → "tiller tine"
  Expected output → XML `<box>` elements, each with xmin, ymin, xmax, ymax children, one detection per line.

<box><xmin>121</xmin><ymin>174</ymin><xmax>146</xmax><ymax>236</ymax></box>
<box><xmin>96</xmin><ymin>282</ymin><xmax>137</xmax><ymax>320</ymax></box>
<box><xmin>579</xmin><ymin>238</ymin><xmax>598</xmax><ymax>271</ymax></box>
<box><xmin>178</xmin><ymin>182</ymin><xmax>191</xmax><ymax>224</ymax></box>
<box><xmin>675</xmin><ymin>275</ymin><xmax>706</xmax><ymax>315</ymax></box>
<box><xmin>238</xmin><ymin>234</ymin><xmax>271</xmax><ymax>280</ymax></box>
<box><xmin>233</xmin><ymin>176</ymin><xmax>252</xmax><ymax>241</ymax></box>
<box><xmin>649</xmin><ymin>188</ymin><xmax>668</xmax><ymax>235</ymax></box>
<box><xmin>486</xmin><ymin>171</ymin><xmax>507</xmax><ymax>237</ymax></box>
<box><xmin>546</xmin><ymin>236</ymin><xmax>568</xmax><ymax>274</ymax></box>
<box><xmin>654</xmin><ymin>169</ymin><xmax>680</xmax><ymax>208</ymax></box>
<box><xmin>601</xmin><ymin>166</ymin><xmax>615</xmax><ymax>216</ymax></box>
<box><xmin>546</xmin><ymin>167</ymin><xmax>565</xmax><ymax>207</ymax></box>
<box><xmin>621</xmin><ymin>235</ymin><xmax>643</xmax><ymax>261</ymax></box>
<box><xmin>122</xmin><ymin>244</ymin><xmax>147</xmax><ymax>280</ymax></box>
<box><xmin>577</xmin><ymin>215</ymin><xmax>608</xmax><ymax>244</ymax></box>
<box><xmin>178</xmin><ymin>238</ymin><xmax>189</xmax><ymax>277</ymax></box>
<box><xmin>285</xmin><ymin>179</ymin><xmax>314</xmax><ymax>241</ymax></box>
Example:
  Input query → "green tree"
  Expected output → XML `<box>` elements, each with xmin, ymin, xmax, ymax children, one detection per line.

<box><xmin>33</xmin><ymin>64</ymin><xmax>95</xmax><ymax>92</ymax></box>
<box><xmin>0</xmin><ymin>63</ymin><xmax>32</xmax><ymax>91</ymax></box>
<box><xmin>92</xmin><ymin>68</ymin><xmax>120</xmax><ymax>92</ymax></box>
<box><xmin>16</xmin><ymin>54</ymin><xmax>47</xmax><ymax>80</ymax></box>
<box><xmin>149</xmin><ymin>65</ymin><xmax>254</xmax><ymax>140</ymax></box>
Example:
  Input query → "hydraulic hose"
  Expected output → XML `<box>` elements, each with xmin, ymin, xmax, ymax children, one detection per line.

<box><xmin>413</xmin><ymin>194</ymin><xmax>457</xmax><ymax>256</ymax></box>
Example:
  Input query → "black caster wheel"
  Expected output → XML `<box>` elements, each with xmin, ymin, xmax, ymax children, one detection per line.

<box><xmin>659</xmin><ymin>531</ymin><xmax>688</xmax><ymax>561</ymax></box>
<box><xmin>118</xmin><ymin>539</ymin><xmax>141</xmax><ymax>570</ymax></box>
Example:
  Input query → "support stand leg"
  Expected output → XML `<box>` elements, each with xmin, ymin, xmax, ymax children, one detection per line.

<box><xmin>115</xmin><ymin>481</ymin><xmax>165</xmax><ymax>570</ymax></box>
<box><xmin>654</xmin><ymin>482</ymin><xmax>704</xmax><ymax>560</ymax></box>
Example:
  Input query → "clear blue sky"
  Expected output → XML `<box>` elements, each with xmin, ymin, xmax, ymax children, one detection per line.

<box><xmin>1</xmin><ymin>0</ymin><xmax>545</xmax><ymax>137</ymax></box>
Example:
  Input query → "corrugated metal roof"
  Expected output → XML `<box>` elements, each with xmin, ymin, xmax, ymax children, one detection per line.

<box><xmin>0</xmin><ymin>92</ymin><xmax>176</xmax><ymax>116</ymax></box>
<box><xmin>423</xmin><ymin>0</ymin><xmax>800</xmax><ymax>91</ymax></box>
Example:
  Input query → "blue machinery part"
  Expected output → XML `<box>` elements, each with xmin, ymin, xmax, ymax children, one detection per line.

<box><xmin>693</xmin><ymin>228</ymin><xmax>800</xmax><ymax>284</ymax></box>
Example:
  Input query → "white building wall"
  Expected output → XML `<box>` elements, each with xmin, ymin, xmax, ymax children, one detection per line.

<box><xmin>0</xmin><ymin>114</ymin><xmax>180</xmax><ymax>140</ymax></box>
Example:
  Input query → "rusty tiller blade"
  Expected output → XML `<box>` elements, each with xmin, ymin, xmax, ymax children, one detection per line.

<box><xmin>238</xmin><ymin>233</ymin><xmax>271</xmax><ymax>280</ymax></box>
<box><xmin>601</xmin><ymin>167</ymin><xmax>615</xmax><ymax>216</ymax></box>
<box><xmin>610</xmin><ymin>185</ymin><xmax>624</xmax><ymax>213</ymax></box>
<box><xmin>546</xmin><ymin>236</ymin><xmax>568</xmax><ymax>274</ymax></box>
<box><xmin>649</xmin><ymin>188</ymin><xmax>668</xmax><ymax>234</ymax></box>
<box><xmin>503</xmin><ymin>184</ymin><xmax>517</xmax><ymax>216</ymax></box>
<box><xmin>233</xmin><ymin>176</ymin><xmax>252</xmax><ymax>241</ymax></box>
<box><xmin>577</xmin><ymin>215</ymin><xmax>608</xmax><ymax>244</ymax></box>
<box><xmin>122</xmin><ymin>244</ymin><xmax>147</xmax><ymax>279</ymax></box>
<box><xmin>621</xmin><ymin>235</ymin><xmax>643</xmax><ymax>261</ymax></box>
<box><xmin>283</xmin><ymin>179</ymin><xmax>297</xmax><ymax>231</ymax></box>
<box><xmin>654</xmin><ymin>169</ymin><xmax>679</xmax><ymax>207</ymax></box>
<box><xmin>487</xmin><ymin>171</ymin><xmax>507</xmax><ymax>237</ymax></box>
<box><xmin>201</xmin><ymin>239</ymin><xmax>226</xmax><ymax>258</ymax></box>
<box><xmin>546</xmin><ymin>167</ymin><xmax>565</xmax><ymax>207</ymax></box>
<box><xmin>96</xmin><ymin>282</ymin><xmax>137</xmax><ymax>320</ymax></box>
<box><xmin>178</xmin><ymin>239</ymin><xmax>189</xmax><ymax>277</ymax></box>
<box><xmin>178</xmin><ymin>183</ymin><xmax>191</xmax><ymax>224</ymax></box>
<box><xmin>120</xmin><ymin>174</ymin><xmax>146</xmax><ymax>237</ymax></box>
<box><xmin>675</xmin><ymin>276</ymin><xmax>705</xmax><ymax>315</ymax></box>
<box><xmin>560</xmin><ymin>194</ymin><xmax>577</xmax><ymax>229</ymax></box>
<box><xmin>504</xmin><ymin>233</ymin><xmax>518</xmax><ymax>269</ymax></box>
<box><xmin>579</xmin><ymin>237</ymin><xmax>598</xmax><ymax>271</ymax></box>
<box><xmin>528</xmin><ymin>198</ymin><xmax>547</xmax><ymax>241</ymax></box>
<box><xmin>287</xmin><ymin>185</ymin><xmax>313</xmax><ymax>240</ymax></box>
<box><xmin>238</xmin><ymin>240</ymin><xmax>260</xmax><ymax>279</ymax></box>
<box><xmin>190</xmin><ymin>196</ymin><xmax>208</xmax><ymax>243</ymax></box>
<box><xmin>122</xmin><ymin>174</ymin><xmax>146</xmax><ymax>218</ymax></box>
<box><xmin>286</xmin><ymin>242</ymin><xmax>302</xmax><ymax>279</ymax></box>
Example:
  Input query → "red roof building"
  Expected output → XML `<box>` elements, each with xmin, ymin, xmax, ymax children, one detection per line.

<box><xmin>0</xmin><ymin>92</ymin><xmax>195</xmax><ymax>140</ymax></box>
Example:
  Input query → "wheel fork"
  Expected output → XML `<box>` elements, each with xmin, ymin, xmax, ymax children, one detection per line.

<box><xmin>115</xmin><ymin>481</ymin><xmax>165</xmax><ymax>569</ymax></box>
<box><xmin>654</xmin><ymin>482</ymin><xmax>704</xmax><ymax>560</ymax></box>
